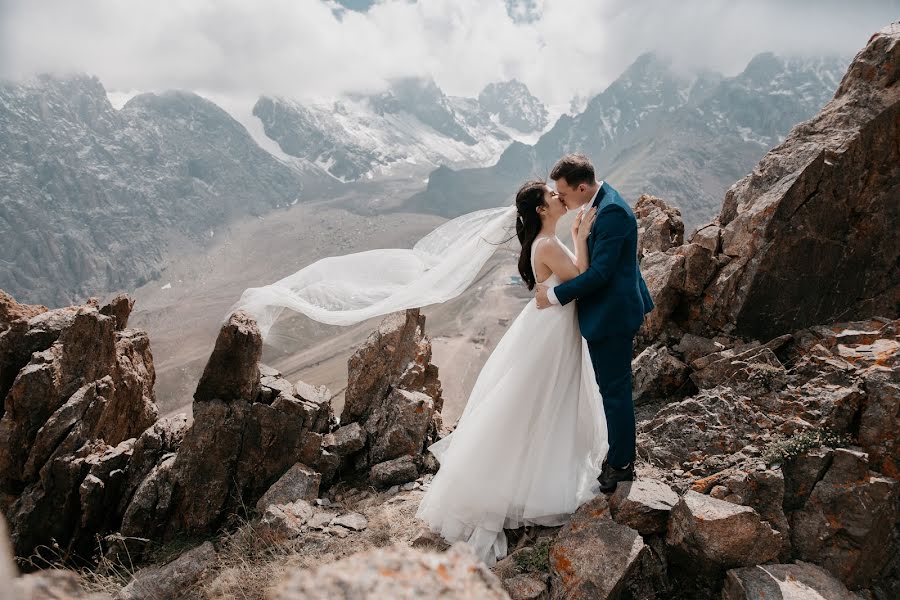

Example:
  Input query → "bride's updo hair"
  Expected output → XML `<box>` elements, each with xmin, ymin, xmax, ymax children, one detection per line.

<box><xmin>515</xmin><ymin>179</ymin><xmax>548</xmax><ymax>290</ymax></box>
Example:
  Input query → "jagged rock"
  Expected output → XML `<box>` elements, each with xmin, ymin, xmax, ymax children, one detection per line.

<box><xmin>634</xmin><ymin>193</ymin><xmax>685</xmax><ymax>258</ymax></box>
<box><xmin>366</xmin><ymin>388</ymin><xmax>435</xmax><ymax>465</ymax></box>
<box><xmin>322</xmin><ymin>423</ymin><xmax>366</xmax><ymax>457</ymax></box>
<box><xmin>700</xmin><ymin>468</ymin><xmax>791</xmax><ymax>559</ymax></box>
<box><xmin>689</xmin><ymin>224</ymin><xmax>722</xmax><ymax>254</ymax></box>
<box><xmin>666</xmin><ymin>490</ymin><xmax>782</xmax><ymax>573</ymax></box>
<box><xmin>0</xmin><ymin>289</ymin><xmax>47</xmax><ymax>331</ymax></box>
<box><xmin>790</xmin><ymin>447</ymin><xmax>900</xmax><ymax>589</ymax></box>
<box><xmin>114</xmin><ymin>454</ymin><xmax>177</xmax><ymax>561</ymax></box>
<box><xmin>99</xmin><ymin>293</ymin><xmax>134</xmax><ymax>331</ymax></box>
<box><xmin>549</xmin><ymin>495</ymin><xmax>666</xmax><ymax>599</ymax></box>
<box><xmin>330</xmin><ymin>512</ymin><xmax>367</xmax><ymax>531</ymax></box>
<box><xmin>369</xmin><ymin>455</ymin><xmax>419</xmax><ymax>488</ymax></box>
<box><xmin>267</xmin><ymin>541</ymin><xmax>509</xmax><ymax>599</ymax></box>
<box><xmin>503</xmin><ymin>574</ymin><xmax>549</xmax><ymax>600</ymax></box>
<box><xmin>690</xmin><ymin>345</ymin><xmax>787</xmax><ymax>396</ymax></box>
<box><xmin>858</xmin><ymin>370</ymin><xmax>900</xmax><ymax>477</ymax></box>
<box><xmin>722</xmin><ymin>561</ymin><xmax>860</xmax><ymax>600</ymax></box>
<box><xmin>255</xmin><ymin>463</ymin><xmax>321</xmax><ymax>512</ymax></box>
<box><xmin>632</xmin><ymin>345</ymin><xmax>689</xmax><ymax>405</ymax></box>
<box><xmin>118</xmin><ymin>541</ymin><xmax>217</xmax><ymax>600</ymax></box>
<box><xmin>637</xmin><ymin>388</ymin><xmax>772</xmax><ymax>467</ymax></box>
<box><xmin>673</xmin><ymin>333</ymin><xmax>726</xmax><ymax>364</ymax></box>
<box><xmin>637</xmin><ymin>250</ymin><xmax>685</xmax><ymax>343</ymax></box>
<box><xmin>117</xmin><ymin>414</ymin><xmax>188</xmax><ymax>516</ymax></box>
<box><xmin>194</xmin><ymin>310</ymin><xmax>261</xmax><ymax>404</ymax></box>
<box><xmin>781</xmin><ymin>446</ymin><xmax>834</xmax><ymax>512</ymax></box>
<box><xmin>608</xmin><ymin>479</ymin><xmax>679</xmax><ymax>535</ymax></box>
<box><xmin>673</xmin><ymin>242</ymin><xmax>717</xmax><ymax>297</ymax></box>
<box><xmin>258</xmin><ymin>374</ymin><xmax>295</xmax><ymax>404</ymax></box>
<box><xmin>699</xmin><ymin>24</ymin><xmax>900</xmax><ymax>339</ymax></box>
<box><xmin>293</xmin><ymin>381</ymin><xmax>334</xmax><ymax>433</ymax></box>
<box><xmin>343</xmin><ymin>309</ymin><xmax>443</xmax><ymax>423</ymax></box>
<box><xmin>254</xmin><ymin>501</ymin><xmax>315</xmax><ymax>546</ymax></box>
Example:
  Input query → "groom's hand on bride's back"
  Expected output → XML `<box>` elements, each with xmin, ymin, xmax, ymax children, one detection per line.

<box><xmin>535</xmin><ymin>284</ymin><xmax>551</xmax><ymax>309</ymax></box>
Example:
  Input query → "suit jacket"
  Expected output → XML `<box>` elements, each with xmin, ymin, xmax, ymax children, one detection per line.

<box><xmin>554</xmin><ymin>181</ymin><xmax>655</xmax><ymax>340</ymax></box>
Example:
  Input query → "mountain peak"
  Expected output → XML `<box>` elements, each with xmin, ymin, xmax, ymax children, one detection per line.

<box><xmin>478</xmin><ymin>79</ymin><xmax>548</xmax><ymax>133</ymax></box>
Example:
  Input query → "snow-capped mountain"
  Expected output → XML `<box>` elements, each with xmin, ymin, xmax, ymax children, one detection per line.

<box><xmin>409</xmin><ymin>52</ymin><xmax>850</xmax><ymax>228</ymax></box>
<box><xmin>253</xmin><ymin>77</ymin><xmax>551</xmax><ymax>182</ymax></box>
<box><xmin>0</xmin><ymin>74</ymin><xmax>333</xmax><ymax>306</ymax></box>
<box><xmin>478</xmin><ymin>79</ymin><xmax>549</xmax><ymax>133</ymax></box>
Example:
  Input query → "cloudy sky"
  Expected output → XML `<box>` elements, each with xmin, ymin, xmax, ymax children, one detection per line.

<box><xmin>1</xmin><ymin>0</ymin><xmax>897</xmax><ymax>106</ymax></box>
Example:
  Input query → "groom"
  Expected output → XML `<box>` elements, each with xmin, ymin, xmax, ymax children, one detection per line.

<box><xmin>536</xmin><ymin>153</ymin><xmax>654</xmax><ymax>493</ymax></box>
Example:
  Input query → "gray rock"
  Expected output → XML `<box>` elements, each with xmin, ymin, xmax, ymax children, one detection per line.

<box><xmin>790</xmin><ymin>448</ymin><xmax>900</xmax><ymax>589</ymax></box>
<box><xmin>256</xmin><ymin>463</ymin><xmax>321</xmax><ymax>512</ymax></box>
<box><xmin>609</xmin><ymin>478</ymin><xmax>679</xmax><ymax>535</ymax></box>
<box><xmin>665</xmin><ymin>490</ymin><xmax>782</xmax><ymax>573</ymax></box>
<box><xmin>118</xmin><ymin>541</ymin><xmax>217</xmax><ymax>600</ymax></box>
<box><xmin>266</xmin><ymin>541</ymin><xmax>509</xmax><ymax>599</ymax></box>
<box><xmin>722</xmin><ymin>561</ymin><xmax>861</xmax><ymax>600</ymax></box>
<box><xmin>255</xmin><ymin>501</ymin><xmax>315</xmax><ymax>546</ymax></box>
<box><xmin>632</xmin><ymin>345</ymin><xmax>690</xmax><ymax>405</ymax></box>
<box><xmin>549</xmin><ymin>495</ymin><xmax>666</xmax><ymax>599</ymax></box>
<box><xmin>322</xmin><ymin>423</ymin><xmax>366</xmax><ymax>457</ymax></box>
<box><xmin>370</xmin><ymin>455</ymin><xmax>419</xmax><ymax>488</ymax></box>
<box><xmin>330</xmin><ymin>512</ymin><xmax>368</xmax><ymax>532</ymax></box>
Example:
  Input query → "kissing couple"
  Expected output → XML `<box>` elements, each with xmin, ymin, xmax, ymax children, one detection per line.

<box><xmin>229</xmin><ymin>153</ymin><xmax>655</xmax><ymax>566</ymax></box>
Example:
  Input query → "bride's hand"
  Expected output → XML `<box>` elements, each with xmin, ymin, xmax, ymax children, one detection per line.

<box><xmin>575</xmin><ymin>207</ymin><xmax>597</xmax><ymax>241</ymax></box>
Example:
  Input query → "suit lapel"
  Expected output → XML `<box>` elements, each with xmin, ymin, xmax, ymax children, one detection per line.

<box><xmin>587</xmin><ymin>182</ymin><xmax>610</xmax><ymax>248</ymax></box>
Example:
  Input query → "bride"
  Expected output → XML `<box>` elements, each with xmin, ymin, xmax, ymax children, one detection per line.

<box><xmin>226</xmin><ymin>179</ymin><xmax>608</xmax><ymax>566</ymax></box>
<box><xmin>415</xmin><ymin>180</ymin><xmax>607</xmax><ymax>565</ymax></box>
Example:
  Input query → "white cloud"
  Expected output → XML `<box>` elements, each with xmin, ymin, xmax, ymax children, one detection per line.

<box><xmin>0</xmin><ymin>0</ymin><xmax>896</xmax><ymax>106</ymax></box>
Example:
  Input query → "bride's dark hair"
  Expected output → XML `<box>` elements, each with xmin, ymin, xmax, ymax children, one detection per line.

<box><xmin>515</xmin><ymin>179</ymin><xmax>548</xmax><ymax>290</ymax></box>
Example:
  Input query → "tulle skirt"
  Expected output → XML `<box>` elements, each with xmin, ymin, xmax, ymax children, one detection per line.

<box><xmin>415</xmin><ymin>296</ymin><xmax>609</xmax><ymax>565</ymax></box>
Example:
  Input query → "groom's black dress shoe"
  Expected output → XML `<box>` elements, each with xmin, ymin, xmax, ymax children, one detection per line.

<box><xmin>598</xmin><ymin>461</ymin><xmax>634</xmax><ymax>494</ymax></box>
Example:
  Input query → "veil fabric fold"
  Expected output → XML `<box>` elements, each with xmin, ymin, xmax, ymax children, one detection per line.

<box><xmin>225</xmin><ymin>205</ymin><xmax>518</xmax><ymax>340</ymax></box>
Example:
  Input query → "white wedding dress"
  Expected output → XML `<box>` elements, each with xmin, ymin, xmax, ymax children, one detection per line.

<box><xmin>415</xmin><ymin>235</ymin><xmax>609</xmax><ymax>566</ymax></box>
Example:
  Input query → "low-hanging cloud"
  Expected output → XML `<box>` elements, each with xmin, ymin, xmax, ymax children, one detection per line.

<box><xmin>0</xmin><ymin>0</ymin><xmax>897</xmax><ymax>106</ymax></box>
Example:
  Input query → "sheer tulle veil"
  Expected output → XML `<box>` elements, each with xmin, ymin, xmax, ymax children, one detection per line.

<box><xmin>224</xmin><ymin>205</ymin><xmax>518</xmax><ymax>341</ymax></box>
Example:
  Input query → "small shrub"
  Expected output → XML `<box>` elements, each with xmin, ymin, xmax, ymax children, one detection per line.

<box><xmin>513</xmin><ymin>536</ymin><xmax>552</xmax><ymax>574</ymax></box>
<box><xmin>763</xmin><ymin>427</ymin><xmax>853</xmax><ymax>467</ymax></box>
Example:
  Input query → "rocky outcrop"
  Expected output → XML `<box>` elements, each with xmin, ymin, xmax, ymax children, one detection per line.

<box><xmin>636</xmin><ymin>23</ymin><xmax>899</xmax><ymax>347</ymax></box>
<box><xmin>333</xmin><ymin>309</ymin><xmax>444</xmax><ymax>488</ymax></box>
<box><xmin>0</xmin><ymin>291</ymin><xmax>159</xmax><ymax>562</ymax></box>
<box><xmin>267</xmin><ymin>541</ymin><xmax>509</xmax><ymax>599</ymax></box>
<box><xmin>112</xmin><ymin>310</ymin><xmax>338</xmax><ymax>560</ymax></box>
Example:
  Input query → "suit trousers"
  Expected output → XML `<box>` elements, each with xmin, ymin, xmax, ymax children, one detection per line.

<box><xmin>587</xmin><ymin>334</ymin><xmax>636</xmax><ymax>468</ymax></box>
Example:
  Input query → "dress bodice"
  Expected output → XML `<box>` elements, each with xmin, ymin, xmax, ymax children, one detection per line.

<box><xmin>530</xmin><ymin>236</ymin><xmax>568</xmax><ymax>287</ymax></box>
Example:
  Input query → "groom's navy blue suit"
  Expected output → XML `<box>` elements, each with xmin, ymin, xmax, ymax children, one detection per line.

<box><xmin>553</xmin><ymin>181</ymin><xmax>654</xmax><ymax>468</ymax></box>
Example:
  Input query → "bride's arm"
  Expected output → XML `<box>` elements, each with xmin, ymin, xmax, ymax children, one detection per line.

<box><xmin>535</xmin><ymin>240</ymin><xmax>580</xmax><ymax>283</ymax></box>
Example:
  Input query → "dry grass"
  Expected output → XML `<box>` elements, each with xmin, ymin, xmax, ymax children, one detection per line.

<box><xmin>41</xmin><ymin>485</ymin><xmax>430</xmax><ymax>600</ymax></box>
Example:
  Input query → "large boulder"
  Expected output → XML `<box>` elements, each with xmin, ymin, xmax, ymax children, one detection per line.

<box><xmin>699</xmin><ymin>23</ymin><xmax>900</xmax><ymax>339</ymax></box>
<box><xmin>338</xmin><ymin>309</ymin><xmax>444</xmax><ymax>486</ymax></box>
<box><xmin>790</xmin><ymin>448</ymin><xmax>900</xmax><ymax>589</ymax></box>
<box><xmin>608</xmin><ymin>479</ymin><xmax>679</xmax><ymax>535</ymax></box>
<box><xmin>665</xmin><ymin>490</ymin><xmax>782</xmax><ymax>573</ymax></box>
<box><xmin>634</xmin><ymin>193</ymin><xmax>684</xmax><ymax>258</ymax></box>
<box><xmin>549</xmin><ymin>495</ymin><xmax>667</xmax><ymax>599</ymax></box>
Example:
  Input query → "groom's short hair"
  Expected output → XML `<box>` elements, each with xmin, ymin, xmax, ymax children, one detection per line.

<box><xmin>550</xmin><ymin>154</ymin><xmax>595</xmax><ymax>188</ymax></box>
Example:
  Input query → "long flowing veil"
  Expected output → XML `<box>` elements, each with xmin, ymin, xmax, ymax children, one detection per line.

<box><xmin>225</xmin><ymin>204</ymin><xmax>519</xmax><ymax>341</ymax></box>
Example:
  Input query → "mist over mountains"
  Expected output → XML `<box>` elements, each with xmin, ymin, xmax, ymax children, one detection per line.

<box><xmin>0</xmin><ymin>49</ymin><xmax>847</xmax><ymax>307</ymax></box>
<box><xmin>409</xmin><ymin>51</ymin><xmax>848</xmax><ymax>229</ymax></box>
